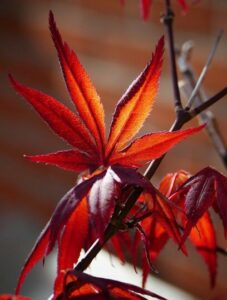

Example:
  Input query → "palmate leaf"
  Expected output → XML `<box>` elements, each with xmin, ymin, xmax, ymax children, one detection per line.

<box><xmin>160</xmin><ymin>170</ymin><xmax>217</xmax><ymax>287</ymax></box>
<box><xmin>132</xmin><ymin>170</ymin><xmax>218</xmax><ymax>288</ymax></box>
<box><xmin>175</xmin><ymin>167</ymin><xmax>227</xmax><ymax>242</ymax></box>
<box><xmin>132</xmin><ymin>190</ymin><xmax>185</xmax><ymax>287</ymax></box>
<box><xmin>58</xmin><ymin>271</ymin><xmax>167</xmax><ymax>300</ymax></box>
<box><xmin>12</xmin><ymin>11</ymin><xmax>205</xmax><ymax>296</ymax></box>
<box><xmin>11</xmin><ymin>12</ymin><xmax>203</xmax><ymax>174</ymax></box>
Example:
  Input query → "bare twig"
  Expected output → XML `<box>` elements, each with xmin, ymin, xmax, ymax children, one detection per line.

<box><xmin>185</xmin><ymin>30</ymin><xmax>224</xmax><ymax>109</ymax></box>
<box><xmin>191</xmin><ymin>87</ymin><xmax>227</xmax><ymax>117</ymax></box>
<box><xmin>178</xmin><ymin>41</ymin><xmax>227</xmax><ymax>168</ymax></box>
<box><xmin>217</xmin><ymin>246</ymin><xmax>227</xmax><ymax>256</ymax></box>
<box><xmin>161</xmin><ymin>0</ymin><xmax>183</xmax><ymax>114</ymax></box>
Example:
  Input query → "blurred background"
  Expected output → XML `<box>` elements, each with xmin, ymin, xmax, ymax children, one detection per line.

<box><xmin>0</xmin><ymin>0</ymin><xmax>227</xmax><ymax>299</ymax></box>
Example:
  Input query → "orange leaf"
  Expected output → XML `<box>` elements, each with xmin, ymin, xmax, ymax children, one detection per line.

<box><xmin>64</xmin><ymin>271</ymin><xmax>166</xmax><ymax>299</ymax></box>
<box><xmin>111</xmin><ymin>125</ymin><xmax>204</xmax><ymax>166</ymax></box>
<box><xmin>189</xmin><ymin>212</ymin><xmax>217</xmax><ymax>287</ymax></box>
<box><xmin>106</xmin><ymin>36</ymin><xmax>164</xmax><ymax>157</ymax></box>
<box><xmin>54</xmin><ymin>198</ymin><xmax>88</xmax><ymax>297</ymax></box>
<box><xmin>49</xmin><ymin>11</ymin><xmax>106</xmax><ymax>156</ymax></box>
<box><xmin>159</xmin><ymin>170</ymin><xmax>191</xmax><ymax>198</ymax></box>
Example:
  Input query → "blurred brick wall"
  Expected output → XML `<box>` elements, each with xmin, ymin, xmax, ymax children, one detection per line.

<box><xmin>0</xmin><ymin>0</ymin><xmax>227</xmax><ymax>299</ymax></box>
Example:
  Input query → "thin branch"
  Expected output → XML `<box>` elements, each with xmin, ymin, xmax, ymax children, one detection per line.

<box><xmin>217</xmin><ymin>246</ymin><xmax>227</xmax><ymax>256</ymax></box>
<box><xmin>191</xmin><ymin>87</ymin><xmax>227</xmax><ymax>117</ymax></box>
<box><xmin>178</xmin><ymin>42</ymin><xmax>227</xmax><ymax>168</ymax></box>
<box><xmin>162</xmin><ymin>0</ymin><xmax>183</xmax><ymax>114</ymax></box>
<box><xmin>185</xmin><ymin>30</ymin><xmax>224</xmax><ymax>109</ymax></box>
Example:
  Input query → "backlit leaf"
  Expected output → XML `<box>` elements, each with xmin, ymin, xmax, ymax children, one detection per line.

<box><xmin>15</xmin><ymin>224</ymin><xmax>50</xmax><ymax>294</ymax></box>
<box><xmin>46</xmin><ymin>174</ymin><xmax>101</xmax><ymax>255</ymax></box>
<box><xmin>177</xmin><ymin>168</ymin><xmax>222</xmax><ymax>244</ymax></box>
<box><xmin>88</xmin><ymin>165</ymin><xmax>158</xmax><ymax>241</ymax></box>
<box><xmin>159</xmin><ymin>170</ymin><xmax>190</xmax><ymax>198</ymax></box>
<box><xmin>12</xmin><ymin>12</ymin><xmax>207</xmax><ymax>296</ymax></box>
<box><xmin>62</xmin><ymin>271</ymin><xmax>167</xmax><ymax>300</ymax></box>
<box><xmin>9</xmin><ymin>76</ymin><xmax>96</xmax><ymax>154</ymax></box>
<box><xmin>110</xmin><ymin>126</ymin><xmax>204</xmax><ymax>166</ymax></box>
<box><xmin>25</xmin><ymin>150</ymin><xmax>97</xmax><ymax>172</ymax></box>
<box><xmin>89</xmin><ymin>168</ymin><xmax>121</xmax><ymax>240</ymax></box>
<box><xmin>160</xmin><ymin>170</ymin><xmax>218</xmax><ymax>287</ymax></box>
<box><xmin>189</xmin><ymin>212</ymin><xmax>217</xmax><ymax>287</ymax></box>
<box><xmin>54</xmin><ymin>198</ymin><xmax>89</xmax><ymax>297</ymax></box>
<box><xmin>49</xmin><ymin>11</ymin><xmax>106</xmax><ymax>156</ymax></box>
<box><xmin>106</xmin><ymin>36</ymin><xmax>164</xmax><ymax>156</ymax></box>
<box><xmin>16</xmin><ymin>175</ymin><xmax>99</xmax><ymax>295</ymax></box>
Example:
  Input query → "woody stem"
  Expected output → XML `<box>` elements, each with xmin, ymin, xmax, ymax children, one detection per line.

<box><xmin>162</xmin><ymin>0</ymin><xmax>183</xmax><ymax>114</ymax></box>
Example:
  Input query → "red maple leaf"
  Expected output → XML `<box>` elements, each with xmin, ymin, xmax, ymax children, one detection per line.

<box><xmin>132</xmin><ymin>169</ymin><xmax>218</xmax><ymax>287</ymax></box>
<box><xmin>159</xmin><ymin>170</ymin><xmax>218</xmax><ymax>287</ymax></box>
<box><xmin>172</xmin><ymin>167</ymin><xmax>227</xmax><ymax>242</ymax></box>
<box><xmin>10</xmin><ymin>11</ymin><xmax>204</xmax><ymax>297</ymax></box>
<box><xmin>56</xmin><ymin>271</ymin><xmax>167</xmax><ymax>300</ymax></box>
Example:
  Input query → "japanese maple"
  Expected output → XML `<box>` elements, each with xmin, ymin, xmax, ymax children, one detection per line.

<box><xmin>134</xmin><ymin>170</ymin><xmax>217</xmax><ymax>287</ymax></box>
<box><xmin>9</xmin><ymin>10</ymin><xmax>205</xmax><ymax>299</ymax></box>
<box><xmin>132</xmin><ymin>166</ymin><xmax>227</xmax><ymax>289</ymax></box>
